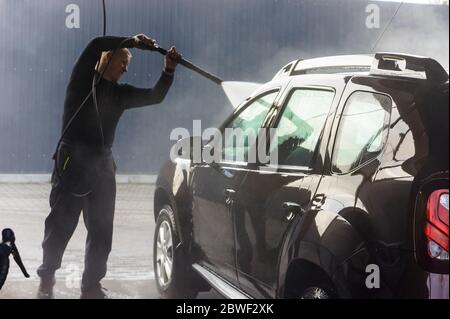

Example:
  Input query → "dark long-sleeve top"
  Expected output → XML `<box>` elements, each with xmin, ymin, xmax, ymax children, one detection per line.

<box><xmin>61</xmin><ymin>36</ymin><xmax>174</xmax><ymax>149</ymax></box>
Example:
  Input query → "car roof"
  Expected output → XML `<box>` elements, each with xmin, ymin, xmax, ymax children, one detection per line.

<box><xmin>271</xmin><ymin>53</ymin><xmax>449</xmax><ymax>85</ymax></box>
<box><xmin>273</xmin><ymin>54</ymin><xmax>373</xmax><ymax>80</ymax></box>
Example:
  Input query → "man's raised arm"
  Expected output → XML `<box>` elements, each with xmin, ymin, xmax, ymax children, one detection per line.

<box><xmin>69</xmin><ymin>36</ymin><xmax>136</xmax><ymax>85</ymax></box>
<box><xmin>119</xmin><ymin>46</ymin><xmax>182</xmax><ymax>109</ymax></box>
<box><xmin>119</xmin><ymin>71</ymin><xmax>174</xmax><ymax>109</ymax></box>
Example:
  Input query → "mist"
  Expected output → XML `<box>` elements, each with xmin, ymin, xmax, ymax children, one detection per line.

<box><xmin>0</xmin><ymin>0</ymin><xmax>448</xmax><ymax>174</ymax></box>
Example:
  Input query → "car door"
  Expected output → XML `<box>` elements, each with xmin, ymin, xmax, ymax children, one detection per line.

<box><xmin>233</xmin><ymin>77</ymin><xmax>344</xmax><ymax>298</ymax></box>
<box><xmin>315</xmin><ymin>77</ymin><xmax>417</xmax><ymax>296</ymax></box>
<box><xmin>190</xmin><ymin>90</ymin><xmax>280</xmax><ymax>285</ymax></box>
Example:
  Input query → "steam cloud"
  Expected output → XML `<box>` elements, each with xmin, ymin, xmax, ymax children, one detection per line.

<box><xmin>0</xmin><ymin>0</ymin><xmax>448</xmax><ymax>174</ymax></box>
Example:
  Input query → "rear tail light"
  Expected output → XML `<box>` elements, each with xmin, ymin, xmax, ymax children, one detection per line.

<box><xmin>425</xmin><ymin>190</ymin><xmax>449</xmax><ymax>260</ymax></box>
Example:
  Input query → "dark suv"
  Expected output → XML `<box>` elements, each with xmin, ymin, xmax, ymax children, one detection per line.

<box><xmin>153</xmin><ymin>53</ymin><xmax>449</xmax><ymax>299</ymax></box>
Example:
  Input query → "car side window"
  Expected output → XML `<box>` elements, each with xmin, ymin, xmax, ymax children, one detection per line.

<box><xmin>332</xmin><ymin>91</ymin><xmax>392</xmax><ymax>174</ymax></box>
<box><xmin>222</xmin><ymin>91</ymin><xmax>278</xmax><ymax>163</ymax></box>
<box><xmin>270</xmin><ymin>88</ymin><xmax>335</xmax><ymax>168</ymax></box>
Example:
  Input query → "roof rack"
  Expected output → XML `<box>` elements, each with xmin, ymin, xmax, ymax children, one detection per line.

<box><xmin>370</xmin><ymin>53</ymin><xmax>449</xmax><ymax>84</ymax></box>
<box><xmin>272</xmin><ymin>53</ymin><xmax>448</xmax><ymax>84</ymax></box>
<box><xmin>272</xmin><ymin>55</ymin><xmax>373</xmax><ymax>80</ymax></box>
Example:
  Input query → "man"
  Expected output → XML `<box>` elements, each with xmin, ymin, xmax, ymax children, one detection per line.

<box><xmin>37</xmin><ymin>34</ymin><xmax>181</xmax><ymax>299</ymax></box>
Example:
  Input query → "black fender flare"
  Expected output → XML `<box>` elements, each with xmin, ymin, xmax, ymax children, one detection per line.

<box><xmin>154</xmin><ymin>164</ymin><xmax>193</xmax><ymax>247</ymax></box>
<box><xmin>277</xmin><ymin>208</ymin><xmax>371</xmax><ymax>298</ymax></box>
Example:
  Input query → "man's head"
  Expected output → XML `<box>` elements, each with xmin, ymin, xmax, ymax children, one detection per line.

<box><xmin>96</xmin><ymin>48</ymin><xmax>132</xmax><ymax>82</ymax></box>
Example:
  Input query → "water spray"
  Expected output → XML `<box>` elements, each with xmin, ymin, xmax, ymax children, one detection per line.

<box><xmin>103</xmin><ymin>0</ymin><xmax>260</xmax><ymax>108</ymax></box>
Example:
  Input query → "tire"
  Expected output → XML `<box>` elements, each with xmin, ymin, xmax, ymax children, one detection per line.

<box><xmin>153</xmin><ymin>204</ymin><xmax>204</xmax><ymax>299</ymax></box>
<box><xmin>299</xmin><ymin>286</ymin><xmax>334</xmax><ymax>299</ymax></box>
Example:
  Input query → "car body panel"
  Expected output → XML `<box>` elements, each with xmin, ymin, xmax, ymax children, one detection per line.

<box><xmin>232</xmin><ymin>75</ymin><xmax>349</xmax><ymax>298</ymax></box>
<box><xmin>154</xmin><ymin>61</ymin><xmax>449</xmax><ymax>299</ymax></box>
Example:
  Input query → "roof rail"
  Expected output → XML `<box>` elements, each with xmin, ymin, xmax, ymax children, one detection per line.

<box><xmin>370</xmin><ymin>53</ymin><xmax>449</xmax><ymax>84</ymax></box>
<box><xmin>294</xmin><ymin>55</ymin><xmax>373</xmax><ymax>74</ymax></box>
<box><xmin>272</xmin><ymin>61</ymin><xmax>297</xmax><ymax>80</ymax></box>
<box><xmin>272</xmin><ymin>55</ymin><xmax>373</xmax><ymax>80</ymax></box>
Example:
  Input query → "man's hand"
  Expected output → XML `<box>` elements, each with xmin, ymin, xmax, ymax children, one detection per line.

<box><xmin>164</xmin><ymin>47</ymin><xmax>182</xmax><ymax>73</ymax></box>
<box><xmin>133</xmin><ymin>34</ymin><xmax>157</xmax><ymax>50</ymax></box>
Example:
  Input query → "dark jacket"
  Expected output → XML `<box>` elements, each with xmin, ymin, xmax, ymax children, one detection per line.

<box><xmin>55</xmin><ymin>36</ymin><xmax>174</xmax><ymax>195</ymax></box>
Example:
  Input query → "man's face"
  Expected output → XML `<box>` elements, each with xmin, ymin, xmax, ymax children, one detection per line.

<box><xmin>107</xmin><ymin>50</ymin><xmax>131</xmax><ymax>82</ymax></box>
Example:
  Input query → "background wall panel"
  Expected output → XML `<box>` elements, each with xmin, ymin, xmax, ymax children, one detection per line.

<box><xmin>0</xmin><ymin>0</ymin><xmax>448</xmax><ymax>173</ymax></box>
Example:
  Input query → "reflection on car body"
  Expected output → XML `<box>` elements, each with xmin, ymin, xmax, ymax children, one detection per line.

<box><xmin>153</xmin><ymin>53</ymin><xmax>449</xmax><ymax>299</ymax></box>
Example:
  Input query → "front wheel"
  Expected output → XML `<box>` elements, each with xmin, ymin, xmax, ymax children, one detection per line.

<box><xmin>153</xmin><ymin>204</ymin><xmax>205</xmax><ymax>298</ymax></box>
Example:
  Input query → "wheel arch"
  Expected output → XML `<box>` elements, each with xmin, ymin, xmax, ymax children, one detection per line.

<box><xmin>277</xmin><ymin>208</ymin><xmax>372</xmax><ymax>298</ymax></box>
<box><xmin>154</xmin><ymin>182</ymin><xmax>194</xmax><ymax>247</ymax></box>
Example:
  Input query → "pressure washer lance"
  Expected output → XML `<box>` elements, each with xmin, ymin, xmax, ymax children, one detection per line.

<box><xmin>0</xmin><ymin>228</ymin><xmax>30</xmax><ymax>290</ymax></box>
<box><xmin>137</xmin><ymin>41</ymin><xmax>223</xmax><ymax>85</ymax></box>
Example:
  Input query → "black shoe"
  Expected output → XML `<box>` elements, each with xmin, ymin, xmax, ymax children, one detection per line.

<box><xmin>37</xmin><ymin>276</ymin><xmax>55</xmax><ymax>299</ymax></box>
<box><xmin>80</xmin><ymin>284</ymin><xmax>109</xmax><ymax>299</ymax></box>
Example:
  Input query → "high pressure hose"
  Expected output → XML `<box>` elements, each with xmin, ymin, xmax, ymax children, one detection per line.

<box><xmin>53</xmin><ymin>0</ymin><xmax>113</xmax><ymax>197</ymax></box>
<box><xmin>102</xmin><ymin>0</ymin><xmax>106</xmax><ymax>36</ymax></box>
<box><xmin>53</xmin><ymin>0</ymin><xmax>223</xmax><ymax>196</ymax></box>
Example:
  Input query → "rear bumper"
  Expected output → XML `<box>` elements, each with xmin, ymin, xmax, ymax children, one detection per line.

<box><xmin>428</xmin><ymin>273</ymin><xmax>449</xmax><ymax>299</ymax></box>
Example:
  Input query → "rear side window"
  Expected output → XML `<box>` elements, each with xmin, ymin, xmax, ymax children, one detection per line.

<box><xmin>332</xmin><ymin>91</ymin><xmax>392</xmax><ymax>174</ymax></box>
<box><xmin>270</xmin><ymin>88</ymin><xmax>335</xmax><ymax>168</ymax></box>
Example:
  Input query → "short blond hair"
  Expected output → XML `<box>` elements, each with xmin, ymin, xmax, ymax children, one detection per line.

<box><xmin>95</xmin><ymin>48</ymin><xmax>132</xmax><ymax>72</ymax></box>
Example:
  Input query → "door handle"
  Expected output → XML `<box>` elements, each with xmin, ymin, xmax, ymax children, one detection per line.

<box><xmin>282</xmin><ymin>202</ymin><xmax>304</xmax><ymax>221</ymax></box>
<box><xmin>224</xmin><ymin>189</ymin><xmax>236</xmax><ymax>206</ymax></box>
